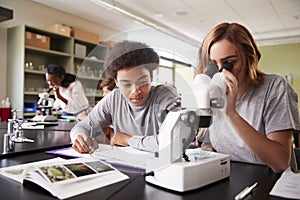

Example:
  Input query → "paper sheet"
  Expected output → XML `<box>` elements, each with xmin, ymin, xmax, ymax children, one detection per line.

<box><xmin>46</xmin><ymin>144</ymin><xmax>155</xmax><ymax>169</ymax></box>
<box><xmin>92</xmin><ymin>145</ymin><xmax>154</xmax><ymax>169</ymax></box>
<box><xmin>21</xmin><ymin>122</ymin><xmax>44</xmax><ymax>129</ymax></box>
<box><xmin>269</xmin><ymin>167</ymin><xmax>300</xmax><ymax>199</ymax></box>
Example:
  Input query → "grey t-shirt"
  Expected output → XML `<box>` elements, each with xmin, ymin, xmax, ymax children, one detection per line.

<box><xmin>207</xmin><ymin>74</ymin><xmax>300</xmax><ymax>164</ymax></box>
<box><xmin>70</xmin><ymin>85</ymin><xmax>178</xmax><ymax>152</ymax></box>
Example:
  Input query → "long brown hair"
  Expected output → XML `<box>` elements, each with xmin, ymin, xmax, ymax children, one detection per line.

<box><xmin>195</xmin><ymin>22</ymin><xmax>265</xmax><ymax>86</ymax></box>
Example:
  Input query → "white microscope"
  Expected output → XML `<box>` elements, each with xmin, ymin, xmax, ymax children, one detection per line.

<box><xmin>32</xmin><ymin>91</ymin><xmax>57</xmax><ymax>122</ymax></box>
<box><xmin>145</xmin><ymin>62</ymin><xmax>233</xmax><ymax>192</ymax></box>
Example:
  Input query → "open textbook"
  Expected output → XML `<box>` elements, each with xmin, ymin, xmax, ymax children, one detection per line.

<box><xmin>0</xmin><ymin>157</ymin><xmax>128</xmax><ymax>199</ymax></box>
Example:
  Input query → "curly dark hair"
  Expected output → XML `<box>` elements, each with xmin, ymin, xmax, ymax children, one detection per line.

<box><xmin>104</xmin><ymin>40</ymin><xmax>159</xmax><ymax>79</ymax></box>
<box><xmin>46</xmin><ymin>64</ymin><xmax>76</xmax><ymax>88</ymax></box>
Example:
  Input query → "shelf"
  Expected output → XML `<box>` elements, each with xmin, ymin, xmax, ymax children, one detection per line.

<box><xmin>25</xmin><ymin>69</ymin><xmax>45</xmax><ymax>75</ymax></box>
<box><xmin>77</xmin><ymin>76</ymin><xmax>101</xmax><ymax>81</ymax></box>
<box><xmin>24</xmin><ymin>91</ymin><xmax>39</xmax><ymax>95</ymax></box>
<box><xmin>7</xmin><ymin>25</ymin><xmax>109</xmax><ymax>118</ymax></box>
<box><xmin>74</xmin><ymin>55</ymin><xmax>105</xmax><ymax>63</ymax></box>
<box><xmin>26</xmin><ymin>46</ymin><xmax>71</xmax><ymax>57</ymax></box>
<box><xmin>86</xmin><ymin>94</ymin><xmax>103</xmax><ymax>98</ymax></box>
<box><xmin>23</xmin><ymin>112</ymin><xmax>36</xmax><ymax>117</ymax></box>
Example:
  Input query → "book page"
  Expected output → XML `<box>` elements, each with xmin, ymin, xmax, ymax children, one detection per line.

<box><xmin>35</xmin><ymin>158</ymin><xmax>116</xmax><ymax>185</ymax></box>
<box><xmin>24</xmin><ymin>157</ymin><xmax>129</xmax><ymax>199</ymax></box>
<box><xmin>0</xmin><ymin>157</ymin><xmax>65</xmax><ymax>183</ymax></box>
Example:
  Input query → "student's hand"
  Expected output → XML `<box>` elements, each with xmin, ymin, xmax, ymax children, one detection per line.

<box><xmin>110</xmin><ymin>132</ymin><xmax>131</xmax><ymax>147</ymax></box>
<box><xmin>72</xmin><ymin>134</ymin><xmax>98</xmax><ymax>153</ymax></box>
<box><xmin>53</xmin><ymin>86</ymin><xmax>61</xmax><ymax>98</ymax></box>
<box><xmin>222</xmin><ymin>69</ymin><xmax>238</xmax><ymax>116</ymax></box>
<box><xmin>53</xmin><ymin>86</ymin><xmax>68</xmax><ymax>104</ymax></box>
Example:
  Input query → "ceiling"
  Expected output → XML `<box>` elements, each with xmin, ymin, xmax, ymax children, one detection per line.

<box><xmin>32</xmin><ymin>0</ymin><xmax>300</xmax><ymax>47</ymax></box>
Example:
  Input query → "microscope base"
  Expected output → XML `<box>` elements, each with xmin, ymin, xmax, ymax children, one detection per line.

<box><xmin>145</xmin><ymin>151</ymin><xmax>230</xmax><ymax>192</ymax></box>
<box><xmin>32</xmin><ymin>115</ymin><xmax>57</xmax><ymax>122</ymax></box>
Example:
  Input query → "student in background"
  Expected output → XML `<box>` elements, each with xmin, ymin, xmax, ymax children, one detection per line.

<box><xmin>195</xmin><ymin>22</ymin><xmax>300</xmax><ymax>173</ymax></box>
<box><xmin>71</xmin><ymin>40</ymin><xmax>179</xmax><ymax>153</ymax></box>
<box><xmin>99</xmin><ymin>77</ymin><xmax>116</xmax><ymax>96</ymax></box>
<box><xmin>97</xmin><ymin>77</ymin><xmax>116</xmax><ymax>140</ymax></box>
<box><xmin>46</xmin><ymin>64</ymin><xmax>89</xmax><ymax>117</ymax></box>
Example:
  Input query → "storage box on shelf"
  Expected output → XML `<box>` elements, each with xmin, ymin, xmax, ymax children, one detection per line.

<box><xmin>44</xmin><ymin>23</ymin><xmax>71</xmax><ymax>37</ymax></box>
<box><xmin>25</xmin><ymin>31</ymin><xmax>50</xmax><ymax>50</ymax></box>
<box><xmin>71</xmin><ymin>27</ymin><xmax>99</xmax><ymax>44</ymax></box>
<box><xmin>74</xmin><ymin>43</ymin><xmax>87</xmax><ymax>57</ymax></box>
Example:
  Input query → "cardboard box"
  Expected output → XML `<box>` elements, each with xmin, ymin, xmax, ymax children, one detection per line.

<box><xmin>45</xmin><ymin>24</ymin><xmax>71</xmax><ymax>37</ymax></box>
<box><xmin>71</xmin><ymin>27</ymin><xmax>99</xmax><ymax>44</ymax></box>
<box><xmin>74</xmin><ymin>43</ymin><xmax>87</xmax><ymax>57</ymax></box>
<box><xmin>100</xmin><ymin>40</ymin><xmax>117</xmax><ymax>47</ymax></box>
<box><xmin>25</xmin><ymin>32</ymin><xmax>50</xmax><ymax>50</ymax></box>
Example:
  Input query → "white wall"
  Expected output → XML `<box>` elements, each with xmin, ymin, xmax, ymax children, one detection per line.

<box><xmin>0</xmin><ymin>0</ymin><xmax>119</xmax><ymax>100</ymax></box>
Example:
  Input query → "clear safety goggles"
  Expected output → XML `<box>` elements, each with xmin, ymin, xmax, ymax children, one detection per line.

<box><xmin>117</xmin><ymin>75</ymin><xmax>151</xmax><ymax>92</ymax></box>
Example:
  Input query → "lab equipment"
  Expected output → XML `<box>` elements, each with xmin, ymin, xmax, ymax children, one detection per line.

<box><xmin>3</xmin><ymin>112</ymin><xmax>35</xmax><ymax>153</ymax></box>
<box><xmin>32</xmin><ymin>91</ymin><xmax>57</xmax><ymax>122</ymax></box>
<box><xmin>145</xmin><ymin>63</ymin><xmax>231</xmax><ymax>192</ymax></box>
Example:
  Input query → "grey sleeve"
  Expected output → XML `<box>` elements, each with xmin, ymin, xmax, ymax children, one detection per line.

<box><xmin>264</xmin><ymin>76</ymin><xmax>300</xmax><ymax>133</ymax></box>
<box><xmin>128</xmin><ymin>135</ymin><xmax>159</xmax><ymax>152</ymax></box>
<box><xmin>127</xmin><ymin>85</ymin><xmax>179</xmax><ymax>152</ymax></box>
<box><xmin>70</xmin><ymin>95</ymin><xmax>112</xmax><ymax>143</ymax></box>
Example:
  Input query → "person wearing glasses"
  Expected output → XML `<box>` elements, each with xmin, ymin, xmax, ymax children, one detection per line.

<box><xmin>70</xmin><ymin>40</ymin><xmax>179</xmax><ymax>153</ymax></box>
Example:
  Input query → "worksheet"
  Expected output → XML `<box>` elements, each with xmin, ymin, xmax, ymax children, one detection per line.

<box><xmin>270</xmin><ymin>167</ymin><xmax>300</xmax><ymax>199</ymax></box>
<box><xmin>46</xmin><ymin>144</ymin><xmax>155</xmax><ymax>169</ymax></box>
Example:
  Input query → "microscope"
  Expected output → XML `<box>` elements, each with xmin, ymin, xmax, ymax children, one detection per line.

<box><xmin>32</xmin><ymin>91</ymin><xmax>57</xmax><ymax>122</ymax></box>
<box><xmin>145</xmin><ymin>62</ymin><xmax>233</xmax><ymax>192</ymax></box>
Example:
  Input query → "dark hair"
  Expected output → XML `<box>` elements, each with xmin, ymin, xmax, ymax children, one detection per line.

<box><xmin>104</xmin><ymin>40</ymin><xmax>159</xmax><ymax>79</ymax></box>
<box><xmin>99</xmin><ymin>77</ymin><xmax>116</xmax><ymax>91</ymax></box>
<box><xmin>46</xmin><ymin>64</ymin><xmax>76</xmax><ymax>88</ymax></box>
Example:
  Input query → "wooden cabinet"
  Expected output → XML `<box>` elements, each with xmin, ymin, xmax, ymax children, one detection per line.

<box><xmin>7</xmin><ymin>25</ymin><xmax>108</xmax><ymax>118</ymax></box>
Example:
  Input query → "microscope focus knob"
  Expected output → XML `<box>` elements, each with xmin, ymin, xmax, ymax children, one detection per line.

<box><xmin>181</xmin><ymin>111</ymin><xmax>198</xmax><ymax>127</ymax></box>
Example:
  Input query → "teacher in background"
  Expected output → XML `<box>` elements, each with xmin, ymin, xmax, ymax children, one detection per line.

<box><xmin>46</xmin><ymin>64</ymin><xmax>89</xmax><ymax>117</ymax></box>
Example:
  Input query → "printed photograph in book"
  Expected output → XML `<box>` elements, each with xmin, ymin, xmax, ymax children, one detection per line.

<box><xmin>39</xmin><ymin>161</ymin><xmax>114</xmax><ymax>183</ymax></box>
<box><xmin>4</xmin><ymin>169</ymin><xmax>24</xmax><ymax>176</ymax></box>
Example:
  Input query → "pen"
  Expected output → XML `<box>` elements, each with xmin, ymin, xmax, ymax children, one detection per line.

<box><xmin>235</xmin><ymin>182</ymin><xmax>258</xmax><ymax>200</ymax></box>
<box><xmin>89</xmin><ymin>125</ymin><xmax>94</xmax><ymax>154</ymax></box>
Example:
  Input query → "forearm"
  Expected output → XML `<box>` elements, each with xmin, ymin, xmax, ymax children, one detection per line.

<box><xmin>227</xmin><ymin>112</ymin><xmax>292</xmax><ymax>173</ymax></box>
<box><xmin>70</xmin><ymin>118</ymin><xmax>93</xmax><ymax>143</ymax></box>
<box><xmin>128</xmin><ymin>135</ymin><xmax>159</xmax><ymax>152</ymax></box>
<box><xmin>56</xmin><ymin>93</ymin><xmax>68</xmax><ymax>105</ymax></box>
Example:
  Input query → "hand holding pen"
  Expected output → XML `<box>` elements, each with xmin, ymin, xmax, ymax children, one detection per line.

<box><xmin>89</xmin><ymin>125</ymin><xmax>97</xmax><ymax>154</ymax></box>
<box><xmin>72</xmin><ymin>133</ymin><xmax>98</xmax><ymax>154</ymax></box>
